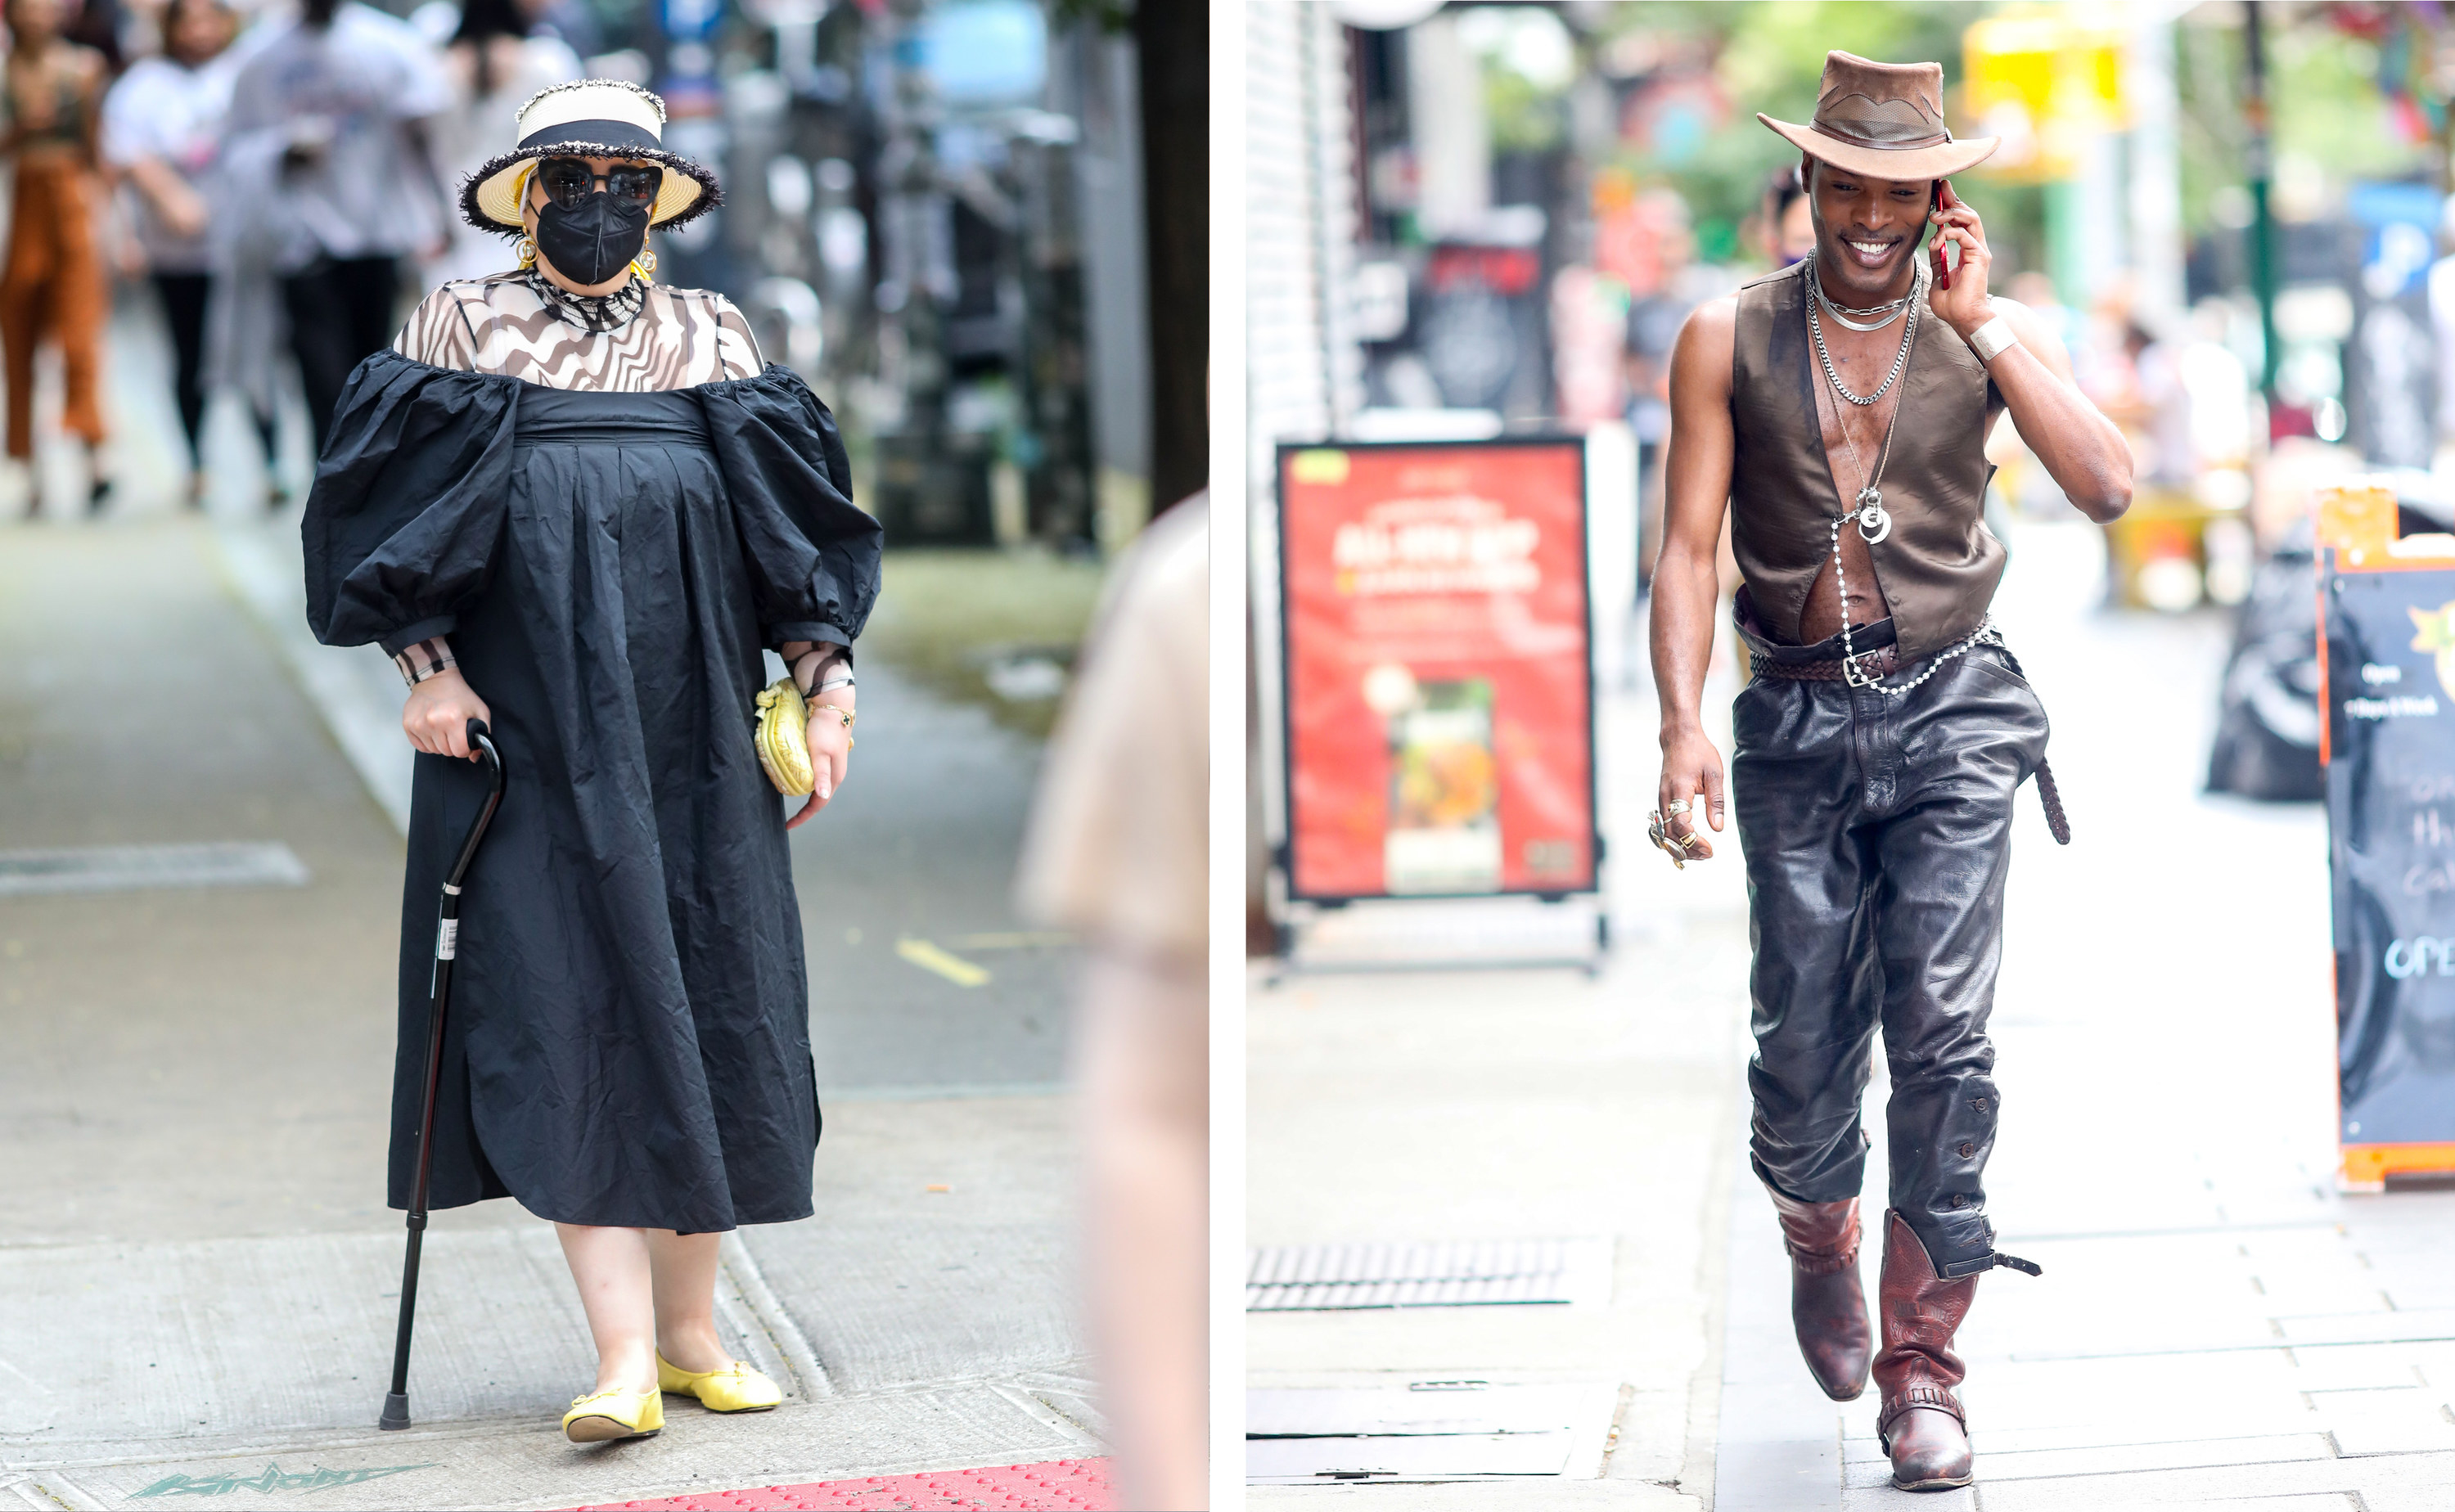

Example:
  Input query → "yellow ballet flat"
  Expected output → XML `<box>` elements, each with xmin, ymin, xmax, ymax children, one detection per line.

<box><xmin>656</xmin><ymin>1352</ymin><xmax>783</xmax><ymax>1412</ymax></box>
<box><xmin>562</xmin><ymin>1385</ymin><xmax>663</xmax><ymax>1443</ymax></box>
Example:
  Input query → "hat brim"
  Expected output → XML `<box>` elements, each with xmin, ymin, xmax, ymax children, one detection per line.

<box><xmin>1757</xmin><ymin>114</ymin><xmax>1998</xmax><ymax>182</ymax></box>
<box><xmin>462</xmin><ymin>143</ymin><xmax>722</xmax><ymax>236</ymax></box>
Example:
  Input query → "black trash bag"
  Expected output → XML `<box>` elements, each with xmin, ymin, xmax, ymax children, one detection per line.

<box><xmin>2207</xmin><ymin>517</ymin><xmax>2324</xmax><ymax>801</ymax></box>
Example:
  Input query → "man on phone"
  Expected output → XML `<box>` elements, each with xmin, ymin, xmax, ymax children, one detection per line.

<box><xmin>1648</xmin><ymin>52</ymin><xmax>2133</xmax><ymax>1491</ymax></box>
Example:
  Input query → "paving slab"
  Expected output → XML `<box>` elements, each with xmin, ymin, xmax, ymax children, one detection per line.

<box><xmin>1954</xmin><ymin>1451</ymin><xmax>2455</xmax><ymax>1510</ymax></box>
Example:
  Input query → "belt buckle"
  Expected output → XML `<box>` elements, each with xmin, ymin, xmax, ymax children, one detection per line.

<box><xmin>1841</xmin><ymin>649</ymin><xmax>1886</xmax><ymax>688</ymax></box>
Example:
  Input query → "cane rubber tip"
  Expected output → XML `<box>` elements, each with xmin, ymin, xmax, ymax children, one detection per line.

<box><xmin>380</xmin><ymin>1393</ymin><xmax>411</xmax><ymax>1430</ymax></box>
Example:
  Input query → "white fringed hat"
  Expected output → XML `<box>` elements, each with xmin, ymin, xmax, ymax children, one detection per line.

<box><xmin>462</xmin><ymin>79</ymin><xmax>721</xmax><ymax>234</ymax></box>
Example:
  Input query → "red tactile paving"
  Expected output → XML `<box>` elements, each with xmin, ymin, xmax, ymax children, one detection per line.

<box><xmin>561</xmin><ymin>1457</ymin><xmax>1115</xmax><ymax>1512</ymax></box>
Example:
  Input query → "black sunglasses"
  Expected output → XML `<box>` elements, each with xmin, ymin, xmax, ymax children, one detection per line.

<box><xmin>535</xmin><ymin>157</ymin><xmax>664</xmax><ymax>210</ymax></box>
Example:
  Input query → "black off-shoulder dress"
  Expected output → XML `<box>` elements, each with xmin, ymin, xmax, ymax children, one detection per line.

<box><xmin>303</xmin><ymin>343</ymin><xmax>881</xmax><ymax>1233</ymax></box>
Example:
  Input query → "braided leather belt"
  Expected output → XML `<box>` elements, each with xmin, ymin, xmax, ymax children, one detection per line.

<box><xmin>1750</xmin><ymin>645</ymin><xmax>1899</xmax><ymax>682</ymax></box>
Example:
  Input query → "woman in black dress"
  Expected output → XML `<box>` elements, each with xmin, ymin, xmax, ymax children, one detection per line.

<box><xmin>303</xmin><ymin>79</ymin><xmax>879</xmax><ymax>1443</ymax></box>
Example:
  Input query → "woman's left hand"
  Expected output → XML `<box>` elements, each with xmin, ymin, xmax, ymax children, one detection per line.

<box><xmin>787</xmin><ymin>700</ymin><xmax>853</xmax><ymax>830</ymax></box>
<box><xmin>1926</xmin><ymin>178</ymin><xmax>1996</xmax><ymax>340</ymax></box>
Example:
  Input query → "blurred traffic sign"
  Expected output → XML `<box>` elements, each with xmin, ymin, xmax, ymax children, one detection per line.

<box><xmin>1962</xmin><ymin>11</ymin><xmax>2127</xmax><ymax>183</ymax></box>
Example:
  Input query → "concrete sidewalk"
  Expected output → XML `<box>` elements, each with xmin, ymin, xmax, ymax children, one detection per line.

<box><xmin>1247</xmin><ymin>518</ymin><xmax>2455</xmax><ymax>1508</ymax></box>
<box><xmin>1244</xmin><ymin>633</ymin><xmax>1755</xmax><ymax>1506</ymax></box>
<box><xmin>0</xmin><ymin>517</ymin><xmax>1097</xmax><ymax>1510</ymax></box>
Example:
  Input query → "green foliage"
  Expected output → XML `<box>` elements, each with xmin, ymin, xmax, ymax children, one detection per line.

<box><xmin>2173</xmin><ymin>16</ymin><xmax>2244</xmax><ymax>242</ymax></box>
<box><xmin>1702</xmin><ymin>0</ymin><xmax>1973</xmax><ymax>115</ymax></box>
<box><xmin>1048</xmin><ymin>0</ymin><xmax>1131</xmax><ymax>36</ymax></box>
<box><xmin>2268</xmin><ymin>23</ymin><xmax>2427</xmax><ymax>192</ymax></box>
<box><xmin>1488</xmin><ymin>65</ymin><xmax>1568</xmax><ymax>152</ymax></box>
<box><xmin>2176</xmin><ymin>14</ymin><xmax>2431</xmax><ymax>242</ymax></box>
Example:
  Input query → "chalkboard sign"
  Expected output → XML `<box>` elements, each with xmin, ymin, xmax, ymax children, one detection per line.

<box><xmin>2322</xmin><ymin>555</ymin><xmax>2455</xmax><ymax>1186</ymax></box>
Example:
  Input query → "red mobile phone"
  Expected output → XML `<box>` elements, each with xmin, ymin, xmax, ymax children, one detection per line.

<box><xmin>1930</xmin><ymin>180</ymin><xmax>1952</xmax><ymax>290</ymax></box>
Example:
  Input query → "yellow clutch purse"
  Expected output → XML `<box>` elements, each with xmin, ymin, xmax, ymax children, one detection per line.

<box><xmin>753</xmin><ymin>677</ymin><xmax>815</xmax><ymax>796</ymax></box>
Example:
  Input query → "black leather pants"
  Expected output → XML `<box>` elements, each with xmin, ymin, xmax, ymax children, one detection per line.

<box><xmin>1732</xmin><ymin>633</ymin><xmax>2049</xmax><ymax>1280</ymax></box>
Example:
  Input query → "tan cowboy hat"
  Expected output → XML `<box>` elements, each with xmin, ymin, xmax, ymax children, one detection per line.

<box><xmin>1756</xmin><ymin>52</ymin><xmax>1998</xmax><ymax>182</ymax></box>
<box><xmin>462</xmin><ymin>79</ymin><xmax>721</xmax><ymax>235</ymax></box>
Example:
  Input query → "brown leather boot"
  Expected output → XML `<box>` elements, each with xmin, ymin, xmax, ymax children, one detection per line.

<box><xmin>1872</xmin><ymin>1209</ymin><xmax>1977</xmax><ymax>1491</ymax></box>
<box><xmin>1765</xmin><ymin>1188</ymin><xmax>1870</xmax><ymax>1401</ymax></box>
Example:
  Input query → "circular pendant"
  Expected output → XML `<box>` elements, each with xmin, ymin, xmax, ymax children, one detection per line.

<box><xmin>1857</xmin><ymin>502</ymin><xmax>1892</xmax><ymax>544</ymax></box>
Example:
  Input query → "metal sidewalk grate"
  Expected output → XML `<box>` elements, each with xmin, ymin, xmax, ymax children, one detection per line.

<box><xmin>1246</xmin><ymin>1237</ymin><xmax>1613</xmax><ymax>1311</ymax></box>
<box><xmin>0</xmin><ymin>843</ymin><xmax>310</xmax><ymax>898</ymax></box>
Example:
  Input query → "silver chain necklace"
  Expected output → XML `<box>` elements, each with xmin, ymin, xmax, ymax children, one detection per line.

<box><xmin>1808</xmin><ymin>262</ymin><xmax>1923</xmax><ymax>403</ymax></box>
<box><xmin>1813</xmin><ymin>282</ymin><xmax>1911</xmax><ymax>331</ymax></box>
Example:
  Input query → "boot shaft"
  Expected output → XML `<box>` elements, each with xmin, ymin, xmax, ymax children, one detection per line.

<box><xmin>1871</xmin><ymin>1207</ymin><xmax>1978</xmax><ymax>1423</ymax></box>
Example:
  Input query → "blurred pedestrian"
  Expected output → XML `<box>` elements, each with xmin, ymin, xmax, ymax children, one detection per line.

<box><xmin>102</xmin><ymin>0</ymin><xmax>265</xmax><ymax>509</ymax></box>
<box><xmin>1</xmin><ymin>0</ymin><xmax>114</xmax><ymax>517</ymax></box>
<box><xmin>1625</xmin><ymin>189</ymin><xmax>1696</xmax><ymax>587</ymax></box>
<box><xmin>1762</xmin><ymin>163</ymin><xmax>1814</xmax><ymax>268</ymax></box>
<box><xmin>61</xmin><ymin>0</ymin><xmax>118</xmax><ymax>70</ymax></box>
<box><xmin>303</xmin><ymin>80</ymin><xmax>882</xmax><ymax>1447</ymax></box>
<box><xmin>1653</xmin><ymin>52</ymin><xmax>2133</xmax><ymax>1494</ymax></box>
<box><xmin>222</xmin><ymin>0</ymin><xmax>451</xmax><ymax>455</ymax></box>
<box><xmin>1018</xmin><ymin>494</ymin><xmax>1209</xmax><ymax>1512</ymax></box>
<box><xmin>420</xmin><ymin>0</ymin><xmax>578</xmax><ymax>290</ymax></box>
<box><xmin>520</xmin><ymin>0</ymin><xmax>597</xmax><ymax>61</ymax></box>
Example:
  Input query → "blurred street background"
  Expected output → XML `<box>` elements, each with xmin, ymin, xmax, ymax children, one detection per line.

<box><xmin>1247</xmin><ymin>1</ymin><xmax>2455</xmax><ymax>1504</ymax></box>
<box><xmin>0</xmin><ymin>0</ymin><xmax>1201</xmax><ymax>1508</ymax></box>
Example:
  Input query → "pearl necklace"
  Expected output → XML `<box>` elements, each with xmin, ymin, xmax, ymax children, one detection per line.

<box><xmin>1807</xmin><ymin>260</ymin><xmax>2007</xmax><ymax>694</ymax></box>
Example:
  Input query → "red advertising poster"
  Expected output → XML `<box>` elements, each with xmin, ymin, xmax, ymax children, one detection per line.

<box><xmin>1278</xmin><ymin>439</ymin><xmax>1597</xmax><ymax>901</ymax></box>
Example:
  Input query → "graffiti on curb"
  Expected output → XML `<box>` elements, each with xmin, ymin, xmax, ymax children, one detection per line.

<box><xmin>130</xmin><ymin>1463</ymin><xmax>435</xmax><ymax>1498</ymax></box>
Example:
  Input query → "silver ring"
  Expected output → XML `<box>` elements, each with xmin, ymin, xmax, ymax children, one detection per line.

<box><xmin>1665</xmin><ymin>799</ymin><xmax>1690</xmax><ymax>815</ymax></box>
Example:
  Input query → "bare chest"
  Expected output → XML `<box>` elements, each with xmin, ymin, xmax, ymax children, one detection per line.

<box><xmin>1809</xmin><ymin>319</ymin><xmax>1915</xmax><ymax>506</ymax></box>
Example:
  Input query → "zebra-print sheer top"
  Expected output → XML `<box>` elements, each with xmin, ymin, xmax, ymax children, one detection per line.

<box><xmin>394</xmin><ymin>269</ymin><xmax>764</xmax><ymax>392</ymax></box>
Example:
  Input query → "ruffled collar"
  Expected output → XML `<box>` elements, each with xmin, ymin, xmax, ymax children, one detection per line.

<box><xmin>525</xmin><ymin>268</ymin><xmax>646</xmax><ymax>334</ymax></box>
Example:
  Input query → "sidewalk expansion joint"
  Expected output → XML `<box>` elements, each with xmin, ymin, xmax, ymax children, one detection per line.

<box><xmin>718</xmin><ymin>1236</ymin><xmax>834</xmax><ymax>1400</ymax></box>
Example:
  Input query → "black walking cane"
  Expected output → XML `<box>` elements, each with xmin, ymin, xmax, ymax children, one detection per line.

<box><xmin>380</xmin><ymin>718</ymin><xmax>505</xmax><ymax>1431</ymax></box>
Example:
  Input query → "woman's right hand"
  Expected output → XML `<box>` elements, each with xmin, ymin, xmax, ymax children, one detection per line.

<box><xmin>403</xmin><ymin>669</ymin><xmax>493</xmax><ymax>759</ymax></box>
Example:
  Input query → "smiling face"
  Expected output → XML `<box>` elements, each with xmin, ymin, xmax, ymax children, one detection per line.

<box><xmin>1803</xmin><ymin>155</ymin><xmax>1933</xmax><ymax>301</ymax></box>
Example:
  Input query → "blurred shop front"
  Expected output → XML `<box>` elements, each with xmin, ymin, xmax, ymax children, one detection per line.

<box><xmin>572</xmin><ymin>0</ymin><xmax>1182</xmax><ymax>554</ymax></box>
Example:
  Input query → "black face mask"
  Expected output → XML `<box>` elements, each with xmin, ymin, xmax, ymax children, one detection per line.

<box><xmin>534</xmin><ymin>190</ymin><xmax>651</xmax><ymax>287</ymax></box>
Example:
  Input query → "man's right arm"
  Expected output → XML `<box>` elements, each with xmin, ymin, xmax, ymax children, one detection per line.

<box><xmin>1649</xmin><ymin>295</ymin><xmax>1738</xmax><ymax>857</ymax></box>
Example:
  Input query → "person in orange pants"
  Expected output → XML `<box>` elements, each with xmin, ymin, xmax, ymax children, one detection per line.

<box><xmin>0</xmin><ymin>0</ymin><xmax>112</xmax><ymax>517</ymax></box>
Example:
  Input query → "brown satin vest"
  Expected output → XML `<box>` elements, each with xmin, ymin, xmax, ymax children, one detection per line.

<box><xmin>1728</xmin><ymin>259</ymin><xmax>2005</xmax><ymax>661</ymax></box>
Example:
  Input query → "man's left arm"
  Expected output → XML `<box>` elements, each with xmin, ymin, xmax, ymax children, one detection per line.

<box><xmin>1927</xmin><ymin>180</ymin><xmax>2133</xmax><ymax>523</ymax></box>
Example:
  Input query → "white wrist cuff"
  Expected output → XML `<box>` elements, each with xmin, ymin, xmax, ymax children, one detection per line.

<box><xmin>1968</xmin><ymin>315</ymin><xmax>2017</xmax><ymax>365</ymax></box>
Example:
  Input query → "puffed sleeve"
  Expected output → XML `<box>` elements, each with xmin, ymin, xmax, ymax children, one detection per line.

<box><xmin>696</xmin><ymin>365</ymin><xmax>883</xmax><ymax>650</ymax></box>
<box><xmin>301</xmin><ymin>348</ymin><xmax>523</xmax><ymax>655</ymax></box>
